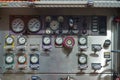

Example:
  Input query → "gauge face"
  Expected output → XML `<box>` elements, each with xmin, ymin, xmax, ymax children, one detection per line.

<box><xmin>11</xmin><ymin>18</ymin><xmax>25</xmax><ymax>33</ymax></box>
<box><xmin>55</xmin><ymin>37</ymin><xmax>63</xmax><ymax>45</ymax></box>
<box><xmin>79</xmin><ymin>55</ymin><xmax>87</xmax><ymax>64</ymax></box>
<box><xmin>18</xmin><ymin>55</ymin><xmax>26</xmax><ymax>64</ymax></box>
<box><xmin>28</xmin><ymin>18</ymin><xmax>41</xmax><ymax>33</ymax></box>
<box><xmin>5</xmin><ymin>55</ymin><xmax>14</xmax><ymax>64</ymax></box>
<box><xmin>58</xmin><ymin>16</ymin><xmax>64</xmax><ymax>22</ymax></box>
<box><xmin>78</xmin><ymin>37</ymin><xmax>87</xmax><ymax>45</ymax></box>
<box><xmin>43</xmin><ymin>37</ymin><xmax>51</xmax><ymax>45</ymax></box>
<box><xmin>5</xmin><ymin>36</ymin><xmax>14</xmax><ymax>45</ymax></box>
<box><xmin>50</xmin><ymin>20</ymin><xmax>59</xmax><ymax>31</ymax></box>
<box><xmin>45</xmin><ymin>28</ymin><xmax>52</xmax><ymax>34</ymax></box>
<box><xmin>18</xmin><ymin>36</ymin><xmax>27</xmax><ymax>45</ymax></box>
<box><xmin>30</xmin><ymin>55</ymin><xmax>39</xmax><ymax>64</ymax></box>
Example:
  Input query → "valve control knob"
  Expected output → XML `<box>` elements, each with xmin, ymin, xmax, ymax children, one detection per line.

<box><xmin>63</xmin><ymin>36</ymin><xmax>75</xmax><ymax>48</ymax></box>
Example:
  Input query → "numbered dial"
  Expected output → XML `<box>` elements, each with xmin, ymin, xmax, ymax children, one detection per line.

<box><xmin>5</xmin><ymin>55</ymin><xmax>14</xmax><ymax>64</ymax></box>
<box><xmin>78</xmin><ymin>54</ymin><xmax>87</xmax><ymax>64</ymax></box>
<box><xmin>11</xmin><ymin>18</ymin><xmax>25</xmax><ymax>33</ymax></box>
<box><xmin>5</xmin><ymin>36</ymin><xmax>14</xmax><ymax>45</ymax></box>
<box><xmin>43</xmin><ymin>37</ymin><xmax>51</xmax><ymax>45</ymax></box>
<box><xmin>30</xmin><ymin>55</ymin><xmax>39</xmax><ymax>64</ymax></box>
<box><xmin>18</xmin><ymin>36</ymin><xmax>27</xmax><ymax>45</ymax></box>
<box><xmin>50</xmin><ymin>20</ymin><xmax>59</xmax><ymax>31</ymax></box>
<box><xmin>18</xmin><ymin>55</ymin><xmax>26</xmax><ymax>64</ymax></box>
<box><xmin>28</xmin><ymin>18</ymin><xmax>41</xmax><ymax>33</ymax></box>
<box><xmin>55</xmin><ymin>37</ymin><xmax>63</xmax><ymax>45</ymax></box>
<box><xmin>78</xmin><ymin>37</ymin><xmax>87</xmax><ymax>45</ymax></box>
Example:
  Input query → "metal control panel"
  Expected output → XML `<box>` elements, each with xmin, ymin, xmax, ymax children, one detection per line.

<box><xmin>0</xmin><ymin>8</ymin><xmax>117</xmax><ymax>80</ymax></box>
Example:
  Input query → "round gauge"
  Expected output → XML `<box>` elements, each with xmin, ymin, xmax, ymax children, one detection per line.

<box><xmin>79</xmin><ymin>54</ymin><xmax>87</xmax><ymax>64</ymax></box>
<box><xmin>50</xmin><ymin>20</ymin><xmax>59</xmax><ymax>31</ymax></box>
<box><xmin>5</xmin><ymin>55</ymin><xmax>14</xmax><ymax>64</ymax></box>
<box><xmin>45</xmin><ymin>28</ymin><xmax>52</xmax><ymax>34</ymax></box>
<box><xmin>18</xmin><ymin>36</ymin><xmax>27</xmax><ymax>45</ymax></box>
<box><xmin>58</xmin><ymin>16</ymin><xmax>64</xmax><ymax>22</ymax></box>
<box><xmin>78</xmin><ymin>37</ymin><xmax>87</xmax><ymax>45</ymax></box>
<box><xmin>28</xmin><ymin>18</ymin><xmax>41</xmax><ymax>33</ymax></box>
<box><xmin>18</xmin><ymin>55</ymin><xmax>26</xmax><ymax>64</ymax></box>
<box><xmin>11</xmin><ymin>18</ymin><xmax>25</xmax><ymax>33</ymax></box>
<box><xmin>55</xmin><ymin>37</ymin><xmax>63</xmax><ymax>45</ymax></box>
<box><xmin>45</xmin><ymin>16</ymin><xmax>51</xmax><ymax>22</ymax></box>
<box><xmin>43</xmin><ymin>37</ymin><xmax>51</xmax><ymax>45</ymax></box>
<box><xmin>5</xmin><ymin>36</ymin><xmax>14</xmax><ymax>45</ymax></box>
<box><xmin>63</xmin><ymin>36</ymin><xmax>75</xmax><ymax>48</ymax></box>
<box><xmin>30</xmin><ymin>55</ymin><xmax>39</xmax><ymax>64</ymax></box>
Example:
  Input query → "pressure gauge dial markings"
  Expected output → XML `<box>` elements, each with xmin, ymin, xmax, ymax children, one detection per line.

<box><xmin>78</xmin><ymin>54</ymin><xmax>87</xmax><ymax>64</ymax></box>
<box><xmin>5</xmin><ymin>35</ymin><xmax>14</xmax><ymax>45</ymax></box>
<box><xmin>30</xmin><ymin>55</ymin><xmax>39</xmax><ymax>64</ymax></box>
<box><xmin>11</xmin><ymin>18</ymin><xmax>25</xmax><ymax>33</ymax></box>
<box><xmin>43</xmin><ymin>36</ymin><xmax>51</xmax><ymax>45</ymax></box>
<box><xmin>18</xmin><ymin>55</ymin><xmax>26</xmax><ymax>64</ymax></box>
<box><xmin>50</xmin><ymin>20</ymin><xmax>59</xmax><ymax>31</ymax></box>
<box><xmin>78</xmin><ymin>37</ymin><xmax>87</xmax><ymax>45</ymax></box>
<box><xmin>28</xmin><ymin>18</ymin><xmax>41</xmax><ymax>33</ymax></box>
<box><xmin>18</xmin><ymin>36</ymin><xmax>27</xmax><ymax>45</ymax></box>
<box><xmin>55</xmin><ymin>37</ymin><xmax>63</xmax><ymax>45</ymax></box>
<box><xmin>5</xmin><ymin>55</ymin><xmax>14</xmax><ymax>64</ymax></box>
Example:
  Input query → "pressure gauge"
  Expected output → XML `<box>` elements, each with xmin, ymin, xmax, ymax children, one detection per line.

<box><xmin>5</xmin><ymin>35</ymin><xmax>14</xmax><ymax>45</ymax></box>
<box><xmin>78</xmin><ymin>37</ymin><xmax>87</xmax><ymax>45</ymax></box>
<box><xmin>18</xmin><ymin>36</ymin><xmax>27</xmax><ymax>45</ymax></box>
<box><xmin>58</xmin><ymin>16</ymin><xmax>64</xmax><ymax>22</ymax></box>
<box><xmin>18</xmin><ymin>55</ymin><xmax>26</xmax><ymax>64</ymax></box>
<box><xmin>43</xmin><ymin>36</ymin><xmax>51</xmax><ymax>45</ymax></box>
<box><xmin>28</xmin><ymin>18</ymin><xmax>41</xmax><ymax>33</ymax></box>
<box><xmin>50</xmin><ymin>20</ymin><xmax>59</xmax><ymax>31</ymax></box>
<box><xmin>78</xmin><ymin>54</ymin><xmax>87</xmax><ymax>64</ymax></box>
<box><xmin>45</xmin><ymin>16</ymin><xmax>51</xmax><ymax>22</ymax></box>
<box><xmin>5</xmin><ymin>55</ymin><xmax>14</xmax><ymax>64</ymax></box>
<box><xmin>30</xmin><ymin>55</ymin><xmax>39</xmax><ymax>64</ymax></box>
<box><xmin>55</xmin><ymin>37</ymin><xmax>63</xmax><ymax>45</ymax></box>
<box><xmin>11</xmin><ymin>18</ymin><xmax>25</xmax><ymax>33</ymax></box>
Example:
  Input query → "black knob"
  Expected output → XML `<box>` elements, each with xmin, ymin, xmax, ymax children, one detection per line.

<box><xmin>103</xmin><ymin>39</ymin><xmax>111</xmax><ymax>48</ymax></box>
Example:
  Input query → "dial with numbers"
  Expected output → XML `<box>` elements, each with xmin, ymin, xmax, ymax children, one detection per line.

<box><xmin>78</xmin><ymin>37</ymin><xmax>87</xmax><ymax>45</ymax></box>
<box><xmin>55</xmin><ymin>37</ymin><xmax>63</xmax><ymax>45</ymax></box>
<box><xmin>11</xmin><ymin>18</ymin><xmax>25</xmax><ymax>33</ymax></box>
<box><xmin>18</xmin><ymin>55</ymin><xmax>26</xmax><ymax>64</ymax></box>
<box><xmin>5</xmin><ymin>55</ymin><xmax>14</xmax><ymax>64</ymax></box>
<box><xmin>43</xmin><ymin>36</ymin><xmax>51</xmax><ymax>45</ymax></box>
<box><xmin>18</xmin><ymin>36</ymin><xmax>27</xmax><ymax>45</ymax></box>
<box><xmin>28</xmin><ymin>18</ymin><xmax>41</xmax><ymax>33</ymax></box>
<box><xmin>78</xmin><ymin>54</ymin><xmax>87</xmax><ymax>64</ymax></box>
<box><xmin>5</xmin><ymin>36</ymin><xmax>14</xmax><ymax>45</ymax></box>
<box><xmin>30</xmin><ymin>55</ymin><xmax>39</xmax><ymax>64</ymax></box>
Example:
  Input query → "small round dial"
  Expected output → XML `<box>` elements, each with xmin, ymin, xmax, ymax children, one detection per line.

<box><xmin>11</xmin><ymin>18</ymin><xmax>25</xmax><ymax>33</ymax></box>
<box><xmin>5</xmin><ymin>36</ymin><xmax>14</xmax><ymax>45</ymax></box>
<box><xmin>18</xmin><ymin>55</ymin><xmax>26</xmax><ymax>64</ymax></box>
<box><xmin>50</xmin><ymin>20</ymin><xmax>59</xmax><ymax>31</ymax></box>
<box><xmin>79</xmin><ymin>54</ymin><xmax>87</xmax><ymax>64</ymax></box>
<box><xmin>43</xmin><ymin>37</ymin><xmax>51</xmax><ymax>45</ymax></box>
<box><xmin>45</xmin><ymin>28</ymin><xmax>52</xmax><ymax>34</ymax></box>
<box><xmin>18</xmin><ymin>36</ymin><xmax>27</xmax><ymax>45</ymax></box>
<box><xmin>28</xmin><ymin>18</ymin><xmax>41</xmax><ymax>33</ymax></box>
<box><xmin>78</xmin><ymin>37</ymin><xmax>87</xmax><ymax>45</ymax></box>
<box><xmin>30</xmin><ymin>55</ymin><xmax>39</xmax><ymax>64</ymax></box>
<box><xmin>55</xmin><ymin>37</ymin><xmax>63</xmax><ymax>45</ymax></box>
<box><xmin>5</xmin><ymin>55</ymin><xmax>14</xmax><ymax>64</ymax></box>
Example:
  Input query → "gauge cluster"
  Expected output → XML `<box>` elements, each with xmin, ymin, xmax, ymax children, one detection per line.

<box><xmin>9</xmin><ymin>15</ymin><xmax>107</xmax><ymax>35</ymax></box>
